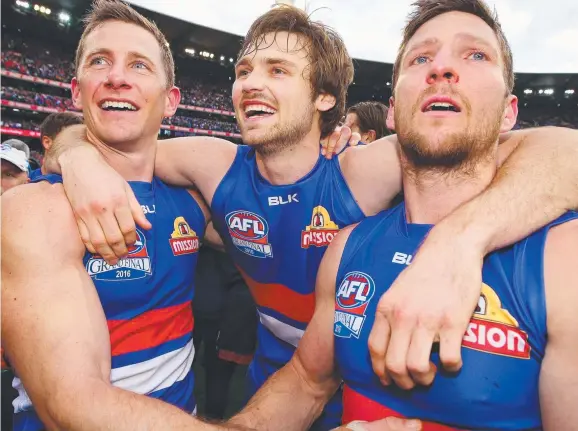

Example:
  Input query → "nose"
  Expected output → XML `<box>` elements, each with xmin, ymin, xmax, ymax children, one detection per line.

<box><xmin>105</xmin><ymin>63</ymin><xmax>131</xmax><ymax>90</ymax></box>
<box><xmin>241</xmin><ymin>68</ymin><xmax>266</xmax><ymax>94</ymax></box>
<box><xmin>426</xmin><ymin>56</ymin><xmax>460</xmax><ymax>85</ymax></box>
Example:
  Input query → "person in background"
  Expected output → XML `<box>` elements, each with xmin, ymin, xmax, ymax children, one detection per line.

<box><xmin>3</xmin><ymin>138</ymin><xmax>31</xmax><ymax>160</ymax></box>
<box><xmin>344</xmin><ymin>101</ymin><xmax>390</xmax><ymax>143</ymax></box>
<box><xmin>193</xmin><ymin>246</ymin><xmax>258</xmax><ymax>420</ymax></box>
<box><xmin>29</xmin><ymin>112</ymin><xmax>84</xmax><ymax>180</ymax></box>
<box><xmin>1</xmin><ymin>144</ymin><xmax>29</xmax><ymax>195</ymax></box>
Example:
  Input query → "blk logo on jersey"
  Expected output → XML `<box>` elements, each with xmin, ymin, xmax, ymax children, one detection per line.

<box><xmin>86</xmin><ymin>229</ymin><xmax>152</xmax><ymax>281</ymax></box>
<box><xmin>169</xmin><ymin>216</ymin><xmax>199</xmax><ymax>256</ymax></box>
<box><xmin>226</xmin><ymin>210</ymin><xmax>273</xmax><ymax>258</ymax></box>
<box><xmin>463</xmin><ymin>283</ymin><xmax>531</xmax><ymax>359</ymax></box>
<box><xmin>334</xmin><ymin>271</ymin><xmax>375</xmax><ymax>339</ymax></box>
<box><xmin>301</xmin><ymin>206</ymin><xmax>340</xmax><ymax>248</ymax></box>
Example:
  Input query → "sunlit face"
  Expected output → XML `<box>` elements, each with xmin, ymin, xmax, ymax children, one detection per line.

<box><xmin>232</xmin><ymin>31</ymin><xmax>334</xmax><ymax>155</ymax></box>
<box><xmin>72</xmin><ymin>20</ymin><xmax>180</xmax><ymax>147</ymax></box>
<box><xmin>388</xmin><ymin>11</ymin><xmax>518</xmax><ymax>170</ymax></box>
<box><xmin>1</xmin><ymin>160</ymin><xmax>28</xmax><ymax>195</ymax></box>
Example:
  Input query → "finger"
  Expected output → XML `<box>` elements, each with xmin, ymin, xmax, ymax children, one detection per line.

<box><xmin>97</xmin><ymin>211</ymin><xmax>129</xmax><ymax>259</ymax></box>
<box><xmin>83</xmin><ymin>216</ymin><xmax>118</xmax><ymax>265</ymax></box>
<box><xmin>332</xmin><ymin>125</ymin><xmax>351</xmax><ymax>158</ymax></box>
<box><xmin>324</xmin><ymin>126</ymin><xmax>342</xmax><ymax>160</ymax></box>
<box><xmin>439</xmin><ymin>327</ymin><xmax>464</xmax><ymax>373</ymax></box>
<box><xmin>349</xmin><ymin>132</ymin><xmax>362</xmax><ymax>147</ymax></box>
<box><xmin>114</xmin><ymin>205</ymin><xmax>137</xmax><ymax>247</ymax></box>
<box><xmin>363</xmin><ymin>417</ymin><xmax>422</xmax><ymax>431</ymax></box>
<box><xmin>368</xmin><ymin>312</ymin><xmax>392</xmax><ymax>386</ymax></box>
<box><xmin>76</xmin><ymin>216</ymin><xmax>97</xmax><ymax>254</ymax></box>
<box><xmin>406</xmin><ymin>328</ymin><xmax>437</xmax><ymax>386</ymax></box>
<box><xmin>385</xmin><ymin>321</ymin><xmax>414</xmax><ymax>390</ymax></box>
<box><xmin>126</xmin><ymin>184</ymin><xmax>151</xmax><ymax>231</ymax></box>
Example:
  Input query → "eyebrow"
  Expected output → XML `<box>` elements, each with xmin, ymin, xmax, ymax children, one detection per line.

<box><xmin>404</xmin><ymin>37</ymin><xmax>440</xmax><ymax>60</ymax></box>
<box><xmin>235</xmin><ymin>56</ymin><xmax>298</xmax><ymax>70</ymax></box>
<box><xmin>455</xmin><ymin>32</ymin><xmax>499</xmax><ymax>59</ymax></box>
<box><xmin>83</xmin><ymin>48</ymin><xmax>156</xmax><ymax>67</ymax></box>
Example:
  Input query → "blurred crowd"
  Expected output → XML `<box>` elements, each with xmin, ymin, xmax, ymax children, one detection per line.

<box><xmin>2</xmin><ymin>86</ymin><xmax>75</xmax><ymax>110</ymax></box>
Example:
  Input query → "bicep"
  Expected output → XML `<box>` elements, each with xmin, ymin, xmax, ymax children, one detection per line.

<box><xmin>1</xmin><ymin>187</ymin><xmax>111</xmax><ymax>422</ymax></box>
<box><xmin>155</xmin><ymin>137</ymin><xmax>237</xmax><ymax>192</ymax></box>
<box><xmin>541</xmin><ymin>219</ymin><xmax>578</xmax><ymax>430</ymax></box>
<box><xmin>341</xmin><ymin>137</ymin><xmax>402</xmax><ymax>216</ymax></box>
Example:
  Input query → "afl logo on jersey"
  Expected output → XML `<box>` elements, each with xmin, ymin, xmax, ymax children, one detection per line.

<box><xmin>226</xmin><ymin>210</ymin><xmax>273</xmax><ymax>258</ymax></box>
<box><xmin>301</xmin><ymin>206</ymin><xmax>340</xmax><ymax>248</ymax></box>
<box><xmin>86</xmin><ymin>229</ymin><xmax>152</xmax><ymax>281</ymax></box>
<box><xmin>334</xmin><ymin>271</ymin><xmax>375</xmax><ymax>339</ymax></box>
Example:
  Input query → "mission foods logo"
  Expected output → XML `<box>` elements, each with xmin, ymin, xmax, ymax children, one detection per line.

<box><xmin>301</xmin><ymin>206</ymin><xmax>340</xmax><ymax>248</ymax></box>
<box><xmin>463</xmin><ymin>283</ymin><xmax>531</xmax><ymax>359</ymax></box>
<box><xmin>169</xmin><ymin>216</ymin><xmax>199</xmax><ymax>256</ymax></box>
<box><xmin>226</xmin><ymin>210</ymin><xmax>273</xmax><ymax>258</ymax></box>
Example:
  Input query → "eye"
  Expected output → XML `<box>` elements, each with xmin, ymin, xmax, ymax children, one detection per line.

<box><xmin>236</xmin><ymin>69</ymin><xmax>249</xmax><ymax>78</ymax></box>
<box><xmin>133</xmin><ymin>61</ymin><xmax>149</xmax><ymax>70</ymax></box>
<box><xmin>412</xmin><ymin>55</ymin><xmax>429</xmax><ymax>65</ymax></box>
<box><xmin>89</xmin><ymin>56</ymin><xmax>108</xmax><ymax>66</ymax></box>
<box><xmin>468</xmin><ymin>51</ymin><xmax>488</xmax><ymax>61</ymax></box>
<box><xmin>272</xmin><ymin>67</ymin><xmax>286</xmax><ymax>75</ymax></box>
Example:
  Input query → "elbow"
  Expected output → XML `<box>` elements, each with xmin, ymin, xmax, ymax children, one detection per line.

<box><xmin>42</xmin><ymin>377</ymin><xmax>107</xmax><ymax>431</ymax></box>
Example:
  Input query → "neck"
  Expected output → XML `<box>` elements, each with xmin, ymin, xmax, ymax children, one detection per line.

<box><xmin>402</xmin><ymin>152</ymin><xmax>498</xmax><ymax>225</ymax></box>
<box><xmin>255</xmin><ymin>130</ymin><xmax>321</xmax><ymax>185</ymax></box>
<box><xmin>89</xmin><ymin>130</ymin><xmax>156</xmax><ymax>182</ymax></box>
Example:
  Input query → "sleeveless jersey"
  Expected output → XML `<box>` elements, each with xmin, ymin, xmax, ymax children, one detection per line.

<box><xmin>211</xmin><ymin>145</ymin><xmax>364</xmax><ymax>429</ymax></box>
<box><xmin>13</xmin><ymin>174</ymin><xmax>205</xmax><ymax>431</ymax></box>
<box><xmin>334</xmin><ymin>204</ymin><xmax>578</xmax><ymax>430</ymax></box>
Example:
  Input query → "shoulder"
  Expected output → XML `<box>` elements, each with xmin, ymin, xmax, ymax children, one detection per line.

<box><xmin>2</xmin><ymin>182</ymin><xmax>84</xmax><ymax>259</ymax></box>
<box><xmin>544</xmin><ymin>216</ymin><xmax>578</xmax><ymax>335</ymax></box>
<box><xmin>318</xmin><ymin>224</ymin><xmax>359</xmax><ymax>278</ymax></box>
<box><xmin>338</xmin><ymin>135</ymin><xmax>402</xmax><ymax>216</ymax></box>
<box><xmin>162</xmin><ymin>136</ymin><xmax>238</xmax><ymax>160</ymax></box>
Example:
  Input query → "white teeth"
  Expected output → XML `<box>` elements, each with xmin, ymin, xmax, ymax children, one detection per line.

<box><xmin>101</xmin><ymin>100</ymin><xmax>137</xmax><ymax>110</ymax></box>
<box><xmin>429</xmin><ymin>102</ymin><xmax>452</xmax><ymax>109</ymax></box>
<box><xmin>244</xmin><ymin>104</ymin><xmax>276</xmax><ymax>114</ymax></box>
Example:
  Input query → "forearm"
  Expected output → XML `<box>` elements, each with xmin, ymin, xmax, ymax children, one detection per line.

<box><xmin>45</xmin><ymin>380</ymin><xmax>245</xmax><ymax>431</ymax></box>
<box><xmin>228</xmin><ymin>360</ymin><xmax>339</xmax><ymax>431</ymax></box>
<box><xmin>432</xmin><ymin>127</ymin><xmax>578</xmax><ymax>254</ymax></box>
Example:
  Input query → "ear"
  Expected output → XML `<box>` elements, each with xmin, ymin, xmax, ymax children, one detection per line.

<box><xmin>164</xmin><ymin>86</ymin><xmax>181</xmax><ymax>117</ymax></box>
<box><xmin>41</xmin><ymin>136</ymin><xmax>52</xmax><ymax>151</ymax></box>
<box><xmin>386</xmin><ymin>97</ymin><xmax>395</xmax><ymax>131</ymax></box>
<box><xmin>500</xmin><ymin>94</ymin><xmax>518</xmax><ymax>133</ymax></box>
<box><xmin>71</xmin><ymin>77</ymin><xmax>83</xmax><ymax>110</ymax></box>
<box><xmin>315</xmin><ymin>92</ymin><xmax>337</xmax><ymax>113</ymax></box>
<box><xmin>366</xmin><ymin>129</ymin><xmax>377</xmax><ymax>143</ymax></box>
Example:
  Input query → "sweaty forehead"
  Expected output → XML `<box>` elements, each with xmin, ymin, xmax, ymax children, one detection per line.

<box><xmin>407</xmin><ymin>11</ymin><xmax>500</xmax><ymax>55</ymax></box>
<box><xmin>82</xmin><ymin>20</ymin><xmax>163</xmax><ymax>63</ymax></box>
<box><xmin>241</xmin><ymin>31</ymin><xmax>310</xmax><ymax>64</ymax></box>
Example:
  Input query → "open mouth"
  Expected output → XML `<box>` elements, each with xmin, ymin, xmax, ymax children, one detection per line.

<box><xmin>424</xmin><ymin>102</ymin><xmax>460</xmax><ymax>113</ymax></box>
<box><xmin>243</xmin><ymin>103</ymin><xmax>276</xmax><ymax>120</ymax></box>
<box><xmin>99</xmin><ymin>100</ymin><xmax>139</xmax><ymax>112</ymax></box>
<box><xmin>421</xmin><ymin>97</ymin><xmax>461</xmax><ymax>113</ymax></box>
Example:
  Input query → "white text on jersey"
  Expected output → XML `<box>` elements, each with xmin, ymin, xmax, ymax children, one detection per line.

<box><xmin>268</xmin><ymin>194</ymin><xmax>299</xmax><ymax>206</ymax></box>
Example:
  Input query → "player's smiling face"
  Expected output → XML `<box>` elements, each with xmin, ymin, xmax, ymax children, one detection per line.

<box><xmin>232</xmin><ymin>31</ymin><xmax>333</xmax><ymax>154</ymax></box>
<box><xmin>72</xmin><ymin>20</ymin><xmax>179</xmax><ymax>148</ymax></box>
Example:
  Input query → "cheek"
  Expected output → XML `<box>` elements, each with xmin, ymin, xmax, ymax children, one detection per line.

<box><xmin>231</xmin><ymin>82</ymin><xmax>242</xmax><ymax>105</ymax></box>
